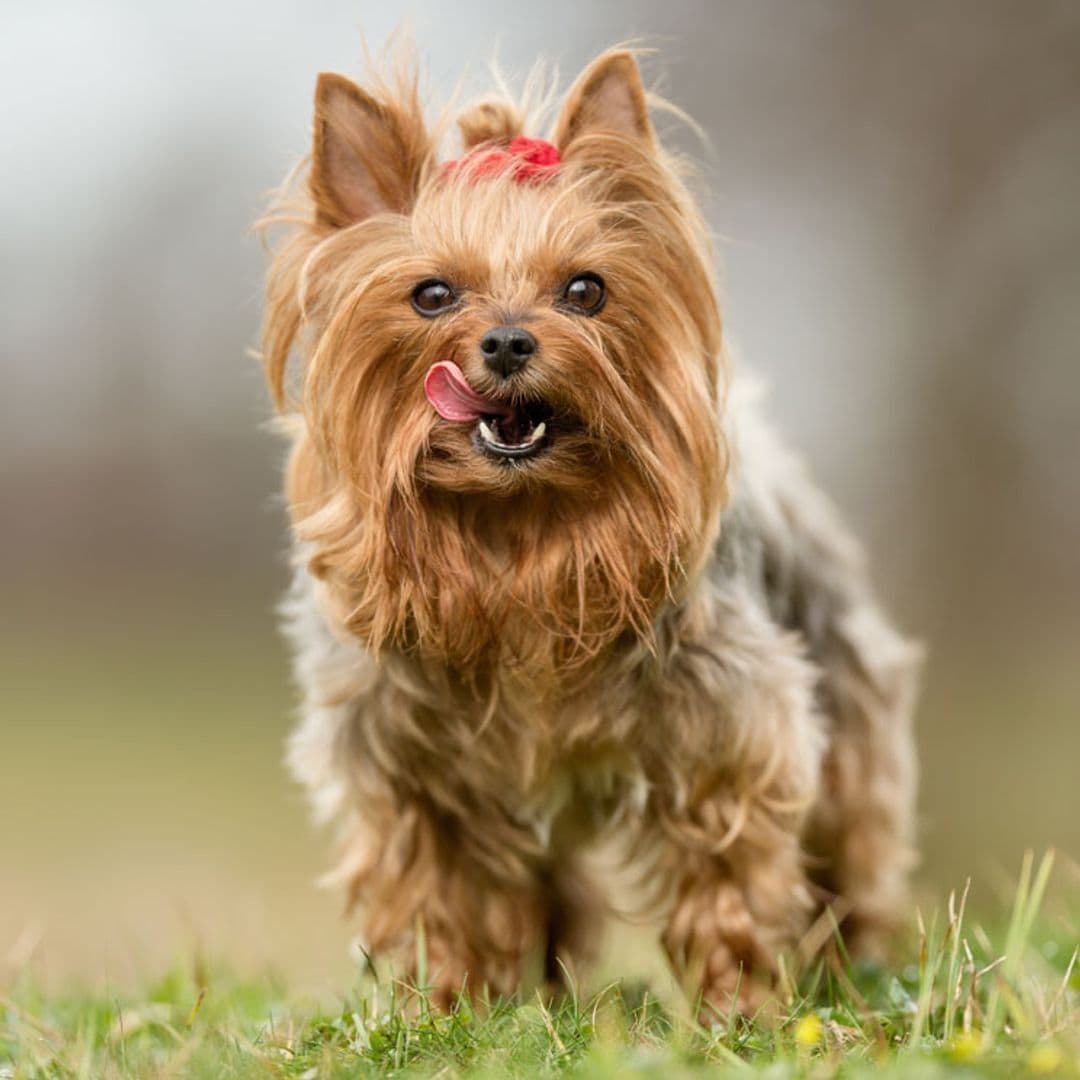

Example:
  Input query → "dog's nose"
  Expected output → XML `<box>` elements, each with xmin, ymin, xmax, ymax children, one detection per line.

<box><xmin>480</xmin><ymin>326</ymin><xmax>536</xmax><ymax>378</ymax></box>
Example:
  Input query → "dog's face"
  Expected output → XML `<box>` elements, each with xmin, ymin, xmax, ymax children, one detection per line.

<box><xmin>264</xmin><ymin>52</ymin><xmax>727</xmax><ymax>669</ymax></box>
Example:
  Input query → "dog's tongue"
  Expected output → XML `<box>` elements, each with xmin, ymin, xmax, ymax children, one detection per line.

<box><xmin>424</xmin><ymin>361</ymin><xmax>512</xmax><ymax>422</ymax></box>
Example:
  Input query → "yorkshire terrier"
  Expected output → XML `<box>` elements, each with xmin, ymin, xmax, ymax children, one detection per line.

<box><xmin>260</xmin><ymin>47</ymin><xmax>920</xmax><ymax>1017</ymax></box>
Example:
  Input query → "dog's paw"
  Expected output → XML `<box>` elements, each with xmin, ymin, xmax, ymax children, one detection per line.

<box><xmin>697</xmin><ymin>939</ymin><xmax>776</xmax><ymax>1023</ymax></box>
<box><xmin>664</xmin><ymin>877</ymin><xmax>779</xmax><ymax>1021</ymax></box>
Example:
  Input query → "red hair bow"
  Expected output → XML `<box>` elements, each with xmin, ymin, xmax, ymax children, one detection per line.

<box><xmin>442</xmin><ymin>136</ymin><xmax>561</xmax><ymax>183</ymax></box>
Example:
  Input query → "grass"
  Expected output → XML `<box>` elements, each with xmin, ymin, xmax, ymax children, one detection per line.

<box><xmin>3</xmin><ymin>853</ymin><xmax>1078</xmax><ymax>1078</ymax></box>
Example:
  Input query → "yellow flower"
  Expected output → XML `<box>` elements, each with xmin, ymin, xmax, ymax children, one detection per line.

<box><xmin>794</xmin><ymin>1013</ymin><xmax>822</xmax><ymax>1049</ymax></box>
<box><xmin>948</xmin><ymin>1031</ymin><xmax>981</xmax><ymax>1061</ymax></box>
<box><xmin>1026</xmin><ymin>1043</ymin><xmax>1062</xmax><ymax>1074</ymax></box>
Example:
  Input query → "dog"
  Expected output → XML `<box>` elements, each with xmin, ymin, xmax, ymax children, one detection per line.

<box><xmin>260</xmin><ymin>47</ymin><xmax>920</xmax><ymax>1016</ymax></box>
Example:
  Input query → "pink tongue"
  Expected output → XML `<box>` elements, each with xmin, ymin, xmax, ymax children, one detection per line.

<box><xmin>424</xmin><ymin>361</ymin><xmax>512</xmax><ymax>422</ymax></box>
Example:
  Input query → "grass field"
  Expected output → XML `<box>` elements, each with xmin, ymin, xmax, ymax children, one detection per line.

<box><xmin>4</xmin><ymin>853</ymin><xmax>1077</xmax><ymax>1079</ymax></box>
<box><xmin>4</xmin><ymin>585</ymin><xmax>1078</xmax><ymax>1076</ymax></box>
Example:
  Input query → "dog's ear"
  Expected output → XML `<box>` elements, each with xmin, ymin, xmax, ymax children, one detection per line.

<box><xmin>310</xmin><ymin>72</ymin><xmax>430</xmax><ymax>228</ymax></box>
<box><xmin>554</xmin><ymin>51</ymin><xmax>654</xmax><ymax>153</ymax></box>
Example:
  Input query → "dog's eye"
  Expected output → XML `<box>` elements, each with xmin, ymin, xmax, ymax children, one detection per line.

<box><xmin>560</xmin><ymin>273</ymin><xmax>606</xmax><ymax>316</ymax></box>
<box><xmin>411</xmin><ymin>280</ymin><xmax>458</xmax><ymax>316</ymax></box>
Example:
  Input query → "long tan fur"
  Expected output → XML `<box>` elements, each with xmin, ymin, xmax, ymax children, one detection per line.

<box><xmin>260</xmin><ymin>46</ymin><xmax>919</xmax><ymax>1016</ymax></box>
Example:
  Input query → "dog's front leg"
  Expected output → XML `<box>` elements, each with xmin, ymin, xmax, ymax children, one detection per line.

<box><xmin>659</xmin><ymin>796</ymin><xmax>813</xmax><ymax>1020</ymax></box>
<box><xmin>340</xmin><ymin>794</ymin><xmax>550</xmax><ymax>1009</ymax></box>
<box><xmin>651</xmin><ymin>596</ymin><xmax>825</xmax><ymax>1019</ymax></box>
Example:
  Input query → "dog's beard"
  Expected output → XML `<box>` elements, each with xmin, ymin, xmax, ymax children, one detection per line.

<box><xmin>302</xmin><ymin>471</ymin><xmax>713</xmax><ymax>675</ymax></box>
<box><xmin>293</xmin><ymin>347</ymin><xmax>724</xmax><ymax>674</ymax></box>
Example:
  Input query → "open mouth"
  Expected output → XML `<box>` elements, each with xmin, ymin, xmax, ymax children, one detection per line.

<box><xmin>423</xmin><ymin>362</ymin><xmax>560</xmax><ymax>463</ymax></box>
<box><xmin>474</xmin><ymin>399</ymin><xmax>553</xmax><ymax>460</ymax></box>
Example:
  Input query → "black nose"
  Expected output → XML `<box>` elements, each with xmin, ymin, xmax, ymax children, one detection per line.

<box><xmin>480</xmin><ymin>326</ymin><xmax>536</xmax><ymax>378</ymax></box>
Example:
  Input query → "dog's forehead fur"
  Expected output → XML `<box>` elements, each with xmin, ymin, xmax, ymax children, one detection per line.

<box><xmin>411</xmin><ymin>177</ymin><xmax>602</xmax><ymax>282</ymax></box>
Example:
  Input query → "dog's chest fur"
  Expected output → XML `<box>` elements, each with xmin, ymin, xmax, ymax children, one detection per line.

<box><xmin>284</xmin><ymin>566</ymin><xmax>677</xmax><ymax>850</ymax></box>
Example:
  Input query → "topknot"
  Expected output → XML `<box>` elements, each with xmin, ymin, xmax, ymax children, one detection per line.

<box><xmin>456</xmin><ymin>98</ymin><xmax>524</xmax><ymax>150</ymax></box>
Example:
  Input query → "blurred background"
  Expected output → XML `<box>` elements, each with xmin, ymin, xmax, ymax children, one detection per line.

<box><xmin>3</xmin><ymin>0</ymin><xmax>1078</xmax><ymax>992</ymax></box>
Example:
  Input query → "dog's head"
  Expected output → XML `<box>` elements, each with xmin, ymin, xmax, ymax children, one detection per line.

<box><xmin>263</xmin><ymin>50</ymin><xmax>727</xmax><ymax>671</ymax></box>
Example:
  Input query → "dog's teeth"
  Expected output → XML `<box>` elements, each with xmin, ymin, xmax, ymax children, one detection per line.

<box><xmin>479</xmin><ymin>419</ymin><xmax>497</xmax><ymax>444</ymax></box>
<box><xmin>526</xmin><ymin>421</ymin><xmax>546</xmax><ymax>444</ymax></box>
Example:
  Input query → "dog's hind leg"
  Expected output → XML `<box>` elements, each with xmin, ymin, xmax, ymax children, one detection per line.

<box><xmin>538</xmin><ymin>857</ymin><xmax>606</xmax><ymax>993</ymax></box>
<box><xmin>724</xmin><ymin>402</ymin><xmax>922</xmax><ymax>956</ymax></box>
<box><xmin>803</xmin><ymin>604</ymin><xmax>921</xmax><ymax>954</ymax></box>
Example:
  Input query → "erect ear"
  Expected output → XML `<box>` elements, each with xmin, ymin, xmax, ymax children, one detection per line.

<box><xmin>554</xmin><ymin>50</ymin><xmax>654</xmax><ymax>152</ymax></box>
<box><xmin>310</xmin><ymin>72</ymin><xmax>431</xmax><ymax>228</ymax></box>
